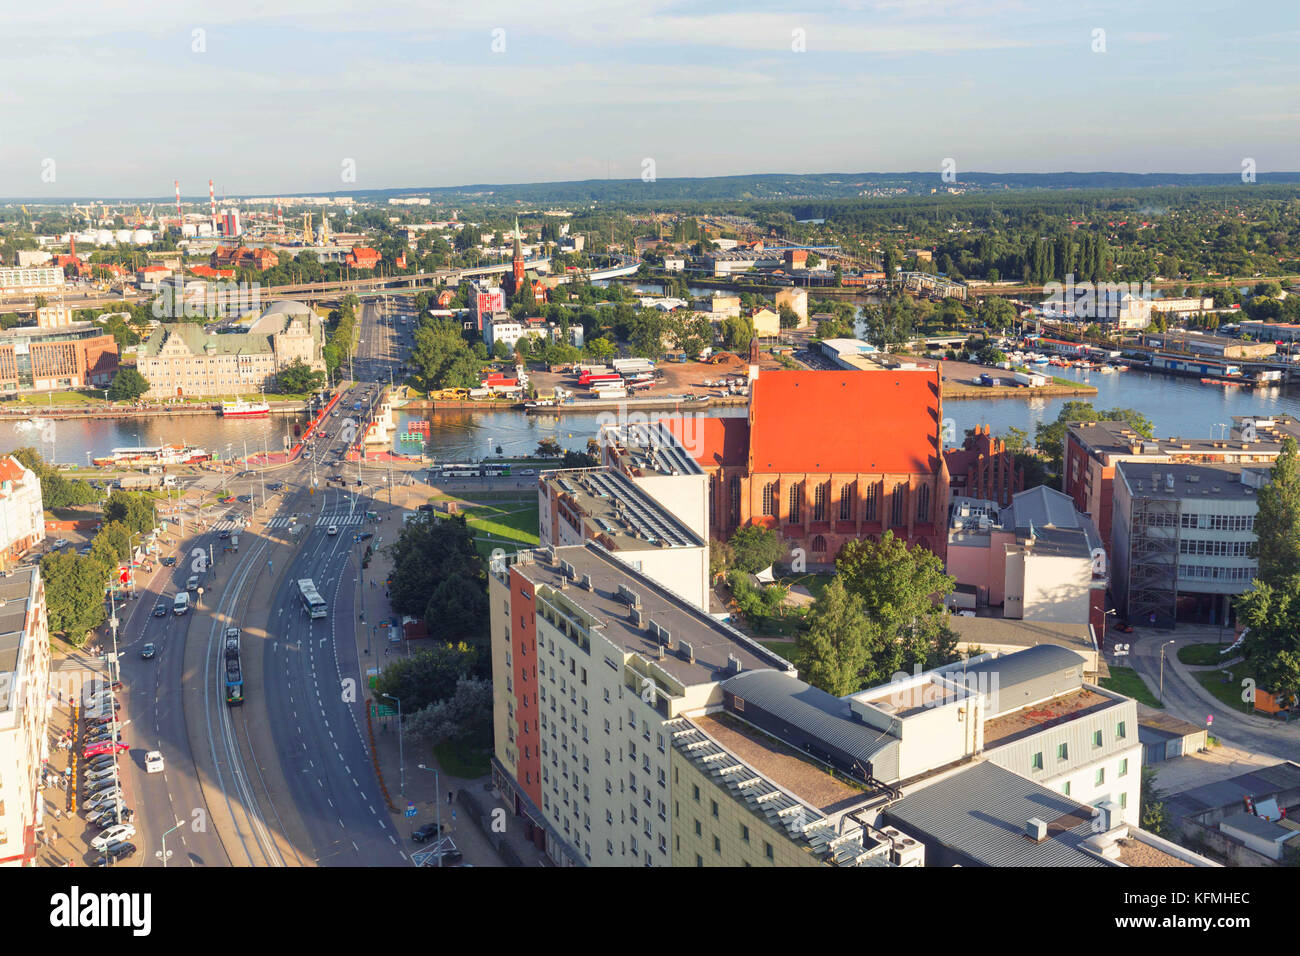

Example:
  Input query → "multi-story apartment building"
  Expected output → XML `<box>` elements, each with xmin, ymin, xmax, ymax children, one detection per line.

<box><xmin>0</xmin><ymin>323</ymin><xmax>119</xmax><ymax>393</ymax></box>
<box><xmin>490</xmin><ymin>537</ymin><xmax>1154</xmax><ymax>866</ymax></box>
<box><xmin>1111</xmin><ymin>461</ymin><xmax>1264</xmax><ymax>627</ymax></box>
<box><xmin>1063</xmin><ymin>415</ymin><xmax>1296</xmax><ymax>552</ymax></box>
<box><xmin>0</xmin><ymin>457</ymin><xmax>45</xmax><ymax>567</ymax></box>
<box><xmin>0</xmin><ymin>265</ymin><xmax>65</xmax><ymax>298</ymax></box>
<box><xmin>489</xmin><ymin>543</ymin><xmax>796</xmax><ymax>867</ymax></box>
<box><xmin>598</xmin><ymin>421</ymin><xmax>709</xmax><ymax>542</ymax></box>
<box><xmin>537</xmin><ymin>467</ymin><xmax>709</xmax><ymax>611</ymax></box>
<box><xmin>135</xmin><ymin>300</ymin><xmax>324</xmax><ymax>398</ymax></box>
<box><xmin>0</xmin><ymin>565</ymin><xmax>51</xmax><ymax>866</ymax></box>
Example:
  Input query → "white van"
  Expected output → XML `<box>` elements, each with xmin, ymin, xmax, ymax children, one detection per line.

<box><xmin>186</xmin><ymin>575</ymin><xmax>199</xmax><ymax>591</ymax></box>
<box><xmin>172</xmin><ymin>592</ymin><xmax>190</xmax><ymax>615</ymax></box>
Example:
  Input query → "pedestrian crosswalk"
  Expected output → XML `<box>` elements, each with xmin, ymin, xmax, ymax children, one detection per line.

<box><xmin>260</xmin><ymin>513</ymin><xmax>369</xmax><ymax>529</ymax></box>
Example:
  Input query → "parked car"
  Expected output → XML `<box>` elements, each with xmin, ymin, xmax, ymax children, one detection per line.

<box><xmin>218</xmin><ymin>496</ymin><xmax>235</xmax><ymax>504</ymax></box>
<box><xmin>91</xmin><ymin>824</ymin><xmax>136</xmax><ymax>850</ymax></box>
<box><xmin>411</xmin><ymin>822</ymin><xmax>446</xmax><ymax>843</ymax></box>
<box><xmin>90</xmin><ymin>807</ymin><xmax>134</xmax><ymax>829</ymax></box>
<box><xmin>53</xmin><ymin>538</ymin><xmax>69</xmax><ymax>549</ymax></box>
<box><xmin>92</xmin><ymin>842</ymin><xmax>136</xmax><ymax>866</ymax></box>
<box><xmin>83</xmin><ymin>740</ymin><xmax>129</xmax><ymax>760</ymax></box>
<box><xmin>356</xmin><ymin>532</ymin><xmax>373</xmax><ymax>542</ymax></box>
<box><xmin>267</xmin><ymin>482</ymin><xmax>283</xmax><ymax>491</ymax></box>
<box><xmin>84</xmin><ymin>777</ymin><xmax>119</xmax><ymax>795</ymax></box>
<box><xmin>140</xmin><ymin>643</ymin><xmax>156</xmax><ymax>660</ymax></box>
<box><xmin>84</xmin><ymin>789</ymin><xmax>125</xmax><ymax>812</ymax></box>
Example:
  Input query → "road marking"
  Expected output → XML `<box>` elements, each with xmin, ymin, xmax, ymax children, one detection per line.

<box><xmin>368</xmin><ymin>804</ymin><xmax>375</xmax><ymax>814</ymax></box>
<box><xmin>388</xmin><ymin>835</ymin><xmax>396</xmax><ymax>844</ymax></box>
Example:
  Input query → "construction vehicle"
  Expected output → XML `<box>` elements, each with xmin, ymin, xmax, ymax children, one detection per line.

<box><xmin>429</xmin><ymin>387</ymin><xmax>471</xmax><ymax>400</ymax></box>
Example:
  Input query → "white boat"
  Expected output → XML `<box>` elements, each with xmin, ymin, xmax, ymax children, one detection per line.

<box><xmin>220</xmin><ymin>399</ymin><xmax>271</xmax><ymax>418</ymax></box>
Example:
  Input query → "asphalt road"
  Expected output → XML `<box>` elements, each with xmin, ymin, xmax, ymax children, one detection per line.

<box><xmin>94</xmin><ymin>328</ymin><xmax>412</xmax><ymax>866</ymax></box>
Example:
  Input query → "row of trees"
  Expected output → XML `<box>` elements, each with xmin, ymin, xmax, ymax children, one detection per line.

<box><xmin>40</xmin><ymin>488</ymin><xmax>157</xmax><ymax>643</ymax></box>
<box><xmin>377</xmin><ymin>511</ymin><xmax>493</xmax><ymax>755</ymax></box>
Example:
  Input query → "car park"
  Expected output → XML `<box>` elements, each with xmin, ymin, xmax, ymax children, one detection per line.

<box><xmin>153</xmin><ymin>602</ymin><xmax>168</xmax><ymax>617</ymax></box>
<box><xmin>91</xmin><ymin>824</ymin><xmax>136</xmax><ymax>850</ymax></box>
<box><xmin>140</xmin><ymin>643</ymin><xmax>156</xmax><ymax>659</ymax></box>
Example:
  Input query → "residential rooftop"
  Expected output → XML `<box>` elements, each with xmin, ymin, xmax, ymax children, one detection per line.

<box><xmin>1067</xmin><ymin>415</ymin><xmax>1300</xmax><ymax>460</ymax></box>
<box><xmin>1116</xmin><ymin>460</ymin><xmax>1267</xmax><ymax>502</ymax></box>
<box><xmin>0</xmin><ymin>565</ymin><xmax>40</xmax><ymax>721</ymax></box>
<box><xmin>508</xmin><ymin>543</ymin><xmax>794</xmax><ymax>689</ymax></box>
<box><xmin>982</xmin><ymin>687</ymin><xmax>1117</xmax><ymax>747</ymax></box>
<box><xmin>598</xmin><ymin>421</ymin><xmax>703</xmax><ymax>477</ymax></box>
<box><xmin>540</xmin><ymin>467</ymin><xmax>703</xmax><ymax>551</ymax></box>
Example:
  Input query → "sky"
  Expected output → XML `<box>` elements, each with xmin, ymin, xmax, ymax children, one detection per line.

<box><xmin>1</xmin><ymin>0</ymin><xmax>1298</xmax><ymax>198</ymax></box>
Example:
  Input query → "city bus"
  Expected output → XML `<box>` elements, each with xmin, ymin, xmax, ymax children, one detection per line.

<box><xmin>297</xmin><ymin>578</ymin><xmax>327</xmax><ymax>619</ymax></box>
<box><xmin>440</xmin><ymin>463</ymin><xmax>482</xmax><ymax>478</ymax></box>
<box><xmin>482</xmin><ymin>463</ymin><xmax>512</xmax><ymax>477</ymax></box>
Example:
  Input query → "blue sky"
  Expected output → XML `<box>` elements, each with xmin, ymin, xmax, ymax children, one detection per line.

<box><xmin>1</xmin><ymin>0</ymin><xmax>1297</xmax><ymax>197</ymax></box>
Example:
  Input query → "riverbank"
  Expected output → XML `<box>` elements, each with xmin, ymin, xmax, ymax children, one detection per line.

<box><xmin>0</xmin><ymin>401</ymin><xmax>308</xmax><ymax>420</ymax></box>
<box><xmin>935</xmin><ymin>358</ymin><xmax>1098</xmax><ymax>401</ymax></box>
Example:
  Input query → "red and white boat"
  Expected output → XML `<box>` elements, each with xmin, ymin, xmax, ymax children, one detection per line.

<box><xmin>220</xmin><ymin>399</ymin><xmax>271</xmax><ymax>418</ymax></box>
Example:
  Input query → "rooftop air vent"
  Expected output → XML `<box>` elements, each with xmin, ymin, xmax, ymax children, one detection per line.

<box><xmin>579</xmin><ymin>573</ymin><xmax>593</xmax><ymax>591</ymax></box>
<box><xmin>679</xmin><ymin>640</ymin><xmax>695</xmax><ymax>664</ymax></box>
<box><xmin>1026</xmin><ymin>818</ymin><xmax>1048</xmax><ymax>842</ymax></box>
<box><xmin>727</xmin><ymin>654</ymin><xmax>743</xmax><ymax>675</ymax></box>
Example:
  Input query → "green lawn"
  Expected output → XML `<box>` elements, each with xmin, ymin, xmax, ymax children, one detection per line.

<box><xmin>1178</xmin><ymin>642</ymin><xmax>1232</xmax><ymax>666</ymax></box>
<box><xmin>1099</xmin><ymin>666</ymin><xmax>1164</xmax><ymax>708</ymax></box>
<box><xmin>1193</xmin><ymin>666</ymin><xmax>1258</xmax><ymax>715</ymax></box>
<box><xmin>759</xmin><ymin>639</ymin><xmax>803</xmax><ymax>667</ymax></box>
<box><xmin>432</xmin><ymin>737</ymin><xmax>492</xmax><ymax>779</ymax></box>
<box><xmin>7</xmin><ymin>389</ymin><xmax>107</xmax><ymax>405</ymax></box>
<box><xmin>781</xmin><ymin>572</ymin><xmax>835</xmax><ymax>602</ymax></box>
<box><xmin>462</xmin><ymin>500</ymin><xmax>540</xmax><ymax>559</ymax></box>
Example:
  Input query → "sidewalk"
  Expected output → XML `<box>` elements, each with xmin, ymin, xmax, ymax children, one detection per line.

<box><xmin>348</xmin><ymin>482</ymin><xmax>547</xmax><ymax>867</ymax></box>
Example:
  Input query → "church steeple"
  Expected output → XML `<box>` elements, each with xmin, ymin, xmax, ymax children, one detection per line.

<box><xmin>512</xmin><ymin>216</ymin><xmax>525</xmax><ymax>288</ymax></box>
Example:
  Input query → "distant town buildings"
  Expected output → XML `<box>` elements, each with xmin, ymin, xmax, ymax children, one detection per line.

<box><xmin>210</xmin><ymin>246</ymin><xmax>280</xmax><ymax>271</ymax></box>
<box><xmin>0</xmin><ymin>322</ymin><xmax>118</xmax><ymax>393</ymax></box>
<box><xmin>0</xmin><ymin>265</ymin><xmax>65</xmax><ymax>298</ymax></box>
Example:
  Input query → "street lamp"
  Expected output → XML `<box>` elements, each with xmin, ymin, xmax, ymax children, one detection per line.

<box><xmin>377</xmin><ymin>692</ymin><xmax>404</xmax><ymax>797</ymax></box>
<box><xmin>1159</xmin><ymin>639</ymin><xmax>1177</xmax><ymax>703</ymax></box>
<box><xmin>158</xmin><ymin>819</ymin><xmax>187</xmax><ymax>868</ymax></box>
<box><xmin>416</xmin><ymin>763</ymin><xmax>444</xmax><ymax>867</ymax></box>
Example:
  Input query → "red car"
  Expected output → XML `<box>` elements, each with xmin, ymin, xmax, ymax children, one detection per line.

<box><xmin>218</xmin><ymin>496</ymin><xmax>236</xmax><ymax>504</ymax></box>
<box><xmin>83</xmin><ymin>741</ymin><xmax>129</xmax><ymax>760</ymax></box>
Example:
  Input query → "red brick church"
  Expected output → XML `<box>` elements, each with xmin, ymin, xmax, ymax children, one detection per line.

<box><xmin>666</xmin><ymin>349</ymin><xmax>950</xmax><ymax>565</ymax></box>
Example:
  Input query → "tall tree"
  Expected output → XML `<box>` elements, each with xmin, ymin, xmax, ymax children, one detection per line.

<box><xmin>1253</xmin><ymin>437</ymin><xmax>1300</xmax><ymax>585</ymax></box>
<box><xmin>835</xmin><ymin>531</ymin><xmax>959</xmax><ymax>685</ymax></box>
<box><xmin>797</xmin><ymin>578</ymin><xmax>872</xmax><ymax>696</ymax></box>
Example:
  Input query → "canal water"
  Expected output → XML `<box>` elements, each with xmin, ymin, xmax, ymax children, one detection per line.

<box><xmin>0</xmin><ymin>411</ymin><xmax>307</xmax><ymax>466</ymax></box>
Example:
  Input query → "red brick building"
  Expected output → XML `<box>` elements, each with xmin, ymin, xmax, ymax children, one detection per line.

<box><xmin>345</xmin><ymin>246</ymin><xmax>381</xmax><ymax>270</ymax></box>
<box><xmin>667</xmin><ymin>363</ymin><xmax>950</xmax><ymax>565</ymax></box>
<box><xmin>211</xmin><ymin>246</ymin><xmax>280</xmax><ymax>270</ymax></box>
<box><xmin>945</xmin><ymin>425</ymin><xmax>1024</xmax><ymax>508</ymax></box>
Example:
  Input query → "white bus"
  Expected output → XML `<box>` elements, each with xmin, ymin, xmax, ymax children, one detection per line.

<box><xmin>440</xmin><ymin>463</ymin><xmax>482</xmax><ymax>478</ymax></box>
<box><xmin>297</xmin><ymin>578</ymin><xmax>327</xmax><ymax>619</ymax></box>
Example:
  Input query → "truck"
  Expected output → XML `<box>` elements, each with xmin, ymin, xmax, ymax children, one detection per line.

<box><xmin>578</xmin><ymin>371</ymin><xmax>622</xmax><ymax>387</ymax></box>
<box><xmin>978</xmin><ymin>373</ymin><xmax>997</xmax><ymax>387</ymax></box>
<box><xmin>593</xmin><ymin>387</ymin><xmax>628</xmax><ymax>399</ymax></box>
<box><xmin>118</xmin><ymin>474</ymin><xmax>176</xmax><ymax>490</ymax></box>
<box><xmin>612</xmin><ymin>358</ymin><xmax>655</xmax><ymax>375</ymax></box>
<box><xmin>172</xmin><ymin>592</ymin><xmax>190</xmax><ymax>615</ymax></box>
<box><xmin>1014</xmin><ymin>371</ymin><xmax>1047</xmax><ymax>388</ymax></box>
